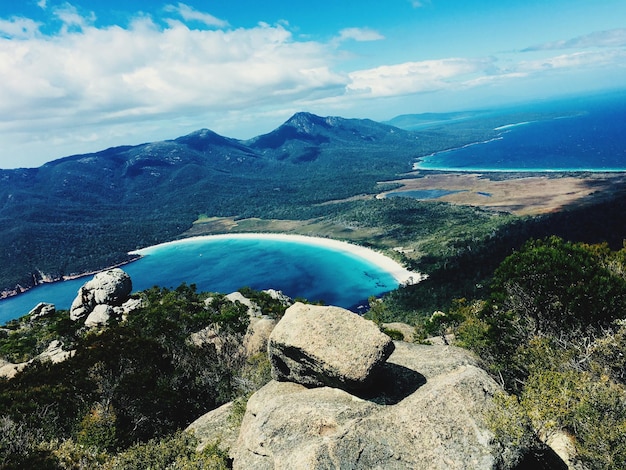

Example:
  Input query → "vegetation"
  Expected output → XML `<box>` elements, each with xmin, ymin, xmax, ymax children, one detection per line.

<box><xmin>0</xmin><ymin>284</ymin><xmax>271</xmax><ymax>468</ymax></box>
<box><xmin>412</xmin><ymin>237</ymin><xmax>626</xmax><ymax>468</ymax></box>
<box><xmin>1</xmin><ymin>106</ymin><xmax>582</xmax><ymax>294</ymax></box>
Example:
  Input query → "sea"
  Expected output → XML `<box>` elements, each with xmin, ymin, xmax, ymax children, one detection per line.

<box><xmin>415</xmin><ymin>91</ymin><xmax>626</xmax><ymax>172</ymax></box>
<box><xmin>0</xmin><ymin>237</ymin><xmax>401</xmax><ymax>324</ymax></box>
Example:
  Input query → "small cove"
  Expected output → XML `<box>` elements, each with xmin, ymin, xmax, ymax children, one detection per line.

<box><xmin>0</xmin><ymin>235</ymin><xmax>417</xmax><ymax>324</ymax></box>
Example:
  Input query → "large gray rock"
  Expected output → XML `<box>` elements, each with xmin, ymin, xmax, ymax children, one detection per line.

<box><xmin>244</xmin><ymin>317</ymin><xmax>277</xmax><ymax>357</ymax></box>
<box><xmin>268</xmin><ymin>302</ymin><xmax>394</xmax><ymax>392</ymax></box>
<box><xmin>186</xmin><ymin>402</ymin><xmax>239</xmax><ymax>453</ymax></box>
<box><xmin>231</xmin><ymin>343</ymin><xmax>511</xmax><ymax>470</ymax></box>
<box><xmin>84</xmin><ymin>304</ymin><xmax>115</xmax><ymax>328</ymax></box>
<box><xmin>70</xmin><ymin>269</ymin><xmax>132</xmax><ymax>322</ymax></box>
<box><xmin>28</xmin><ymin>302</ymin><xmax>56</xmax><ymax>320</ymax></box>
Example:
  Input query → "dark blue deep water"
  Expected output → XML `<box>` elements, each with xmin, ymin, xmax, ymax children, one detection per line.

<box><xmin>0</xmin><ymin>237</ymin><xmax>402</xmax><ymax>324</ymax></box>
<box><xmin>416</xmin><ymin>93</ymin><xmax>626</xmax><ymax>171</ymax></box>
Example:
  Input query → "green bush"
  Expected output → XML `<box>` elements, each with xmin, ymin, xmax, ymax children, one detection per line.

<box><xmin>488</xmin><ymin>236</ymin><xmax>626</xmax><ymax>335</ymax></box>
<box><xmin>108</xmin><ymin>432</ymin><xmax>229</xmax><ymax>470</ymax></box>
<box><xmin>76</xmin><ymin>403</ymin><xmax>118</xmax><ymax>452</ymax></box>
<box><xmin>381</xmin><ymin>327</ymin><xmax>404</xmax><ymax>341</ymax></box>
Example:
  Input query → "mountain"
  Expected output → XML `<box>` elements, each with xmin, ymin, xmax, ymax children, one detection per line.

<box><xmin>247</xmin><ymin>112</ymin><xmax>416</xmax><ymax>163</ymax></box>
<box><xmin>0</xmin><ymin>113</ymin><xmax>426</xmax><ymax>295</ymax></box>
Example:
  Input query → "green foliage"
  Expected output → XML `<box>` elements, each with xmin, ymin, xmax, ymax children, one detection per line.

<box><xmin>364</xmin><ymin>296</ymin><xmax>390</xmax><ymax>326</ymax></box>
<box><xmin>489</xmin><ymin>236</ymin><xmax>626</xmax><ymax>335</ymax></box>
<box><xmin>381</xmin><ymin>328</ymin><xmax>404</xmax><ymax>341</ymax></box>
<box><xmin>441</xmin><ymin>237</ymin><xmax>626</xmax><ymax>467</ymax></box>
<box><xmin>486</xmin><ymin>392</ymin><xmax>536</xmax><ymax>469</ymax></box>
<box><xmin>76</xmin><ymin>403</ymin><xmax>118</xmax><ymax>452</ymax></box>
<box><xmin>0</xmin><ymin>283</ymin><xmax>259</xmax><ymax>455</ymax></box>
<box><xmin>237</xmin><ymin>287</ymin><xmax>288</xmax><ymax>320</ymax></box>
<box><xmin>488</xmin><ymin>368</ymin><xmax>626</xmax><ymax>470</ymax></box>
<box><xmin>0</xmin><ymin>415</ymin><xmax>57</xmax><ymax>469</ymax></box>
<box><xmin>0</xmin><ymin>310</ymin><xmax>78</xmax><ymax>363</ymax></box>
<box><xmin>108</xmin><ymin>432</ymin><xmax>229</xmax><ymax>470</ymax></box>
<box><xmin>450</xmin><ymin>237</ymin><xmax>626</xmax><ymax>389</ymax></box>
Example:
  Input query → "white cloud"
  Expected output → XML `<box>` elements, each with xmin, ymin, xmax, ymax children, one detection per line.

<box><xmin>347</xmin><ymin>58</ymin><xmax>494</xmax><ymax>96</ymax></box>
<box><xmin>0</xmin><ymin>17</ymin><xmax>41</xmax><ymax>39</ymax></box>
<box><xmin>0</xmin><ymin>14</ymin><xmax>346</xmax><ymax>136</ymax></box>
<box><xmin>164</xmin><ymin>2</ymin><xmax>229</xmax><ymax>28</ymax></box>
<box><xmin>0</xmin><ymin>3</ymin><xmax>624</xmax><ymax>168</ymax></box>
<box><xmin>517</xmin><ymin>49</ymin><xmax>626</xmax><ymax>73</ymax></box>
<box><xmin>53</xmin><ymin>3</ymin><xmax>96</xmax><ymax>33</ymax></box>
<box><xmin>37</xmin><ymin>0</ymin><xmax>48</xmax><ymax>10</ymax></box>
<box><xmin>523</xmin><ymin>28</ymin><xmax>626</xmax><ymax>51</ymax></box>
<box><xmin>337</xmin><ymin>27</ymin><xmax>384</xmax><ymax>42</ymax></box>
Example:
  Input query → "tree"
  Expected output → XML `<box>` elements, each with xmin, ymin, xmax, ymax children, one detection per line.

<box><xmin>488</xmin><ymin>236</ymin><xmax>626</xmax><ymax>336</ymax></box>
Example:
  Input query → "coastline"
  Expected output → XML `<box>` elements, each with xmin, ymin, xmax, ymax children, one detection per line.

<box><xmin>0</xmin><ymin>256</ymin><xmax>140</xmax><ymax>301</ymax></box>
<box><xmin>1</xmin><ymin>233</ymin><xmax>423</xmax><ymax>304</ymax></box>
<box><xmin>131</xmin><ymin>233</ymin><xmax>425</xmax><ymax>286</ymax></box>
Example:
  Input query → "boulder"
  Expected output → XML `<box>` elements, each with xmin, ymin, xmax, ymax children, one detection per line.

<box><xmin>231</xmin><ymin>343</ymin><xmax>515</xmax><ymax>470</ymax></box>
<box><xmin>263</xmin><ymin>289</ymin><xmax>292</xmax><ymax>305</ymax></box>
<box><xmin>70</xmin><ymin>269</ymin><xmax>132</xmax><ymax>322</ymax></box>
<box><xmin>268</xmin><ymin>302</ymin><xmax>394</xmax><ymax>392</ymax></box>
<box><xmin>0</xmin><ymin>340</ymin><xmax>76</xmax><ymax>379</ymax></box>
<box><xmin>382</xmin><ymin>322</ymin><xmax>415</xmax><ymax>342</ymax></box>
<box><xmin>84</xmin><ymin>304</ymin><xmax>115</xmax><ymax>328</ymax></box>
<box><xmin>243</xmin><ymin>317</ymin><xmax>277</xmax><ymax>357</ymax></box>
<box><xmin>186</xmin><ymin>402</ymin><xmax>240</xmax><ymax>453</ymax></box>
<box><xmin>37</xmin><ymin>340</ymin><xmax>74</xmax><ymax>364</ymax></box>
<box><xmin>113</xmin><ymin>297</ymin><xmax>144</xmax><ymax>320</ymax></box>
<box><xmin>28</xmin><ymin>302</ymin><xmax>55</xmax><ymax>320</ymax></box>
<box><xmin>226</xmin><ymin>292</ymin><xmax>262</xmax><ymax>316</ymax></box>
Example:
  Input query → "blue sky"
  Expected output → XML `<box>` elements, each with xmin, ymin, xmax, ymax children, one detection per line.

<box><xmin>1</xmin><ymin>0</ymin><xmax>626</xmax><ymax>168</ymax></box>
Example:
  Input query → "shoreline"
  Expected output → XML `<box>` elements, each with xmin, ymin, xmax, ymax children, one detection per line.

<box><xmin>1</xmin><ymin>233</ymin><xmax>423</xmax><ymax>304</ymax></box>
<box><xmin>131</xmin><ymin>233</ymin><xmax>425</xmax><ymax>286</ymax></box>
<box><xmin>0</xmin><ymin>256</ymin><xmax>140</xmax><ymax>301</ymax></box>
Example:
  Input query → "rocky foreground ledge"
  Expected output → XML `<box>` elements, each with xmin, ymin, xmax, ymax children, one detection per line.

<box><xmin>188</xmin><ymin>302</ymin><xmax>559</xmax><ymax>469</ymax></box>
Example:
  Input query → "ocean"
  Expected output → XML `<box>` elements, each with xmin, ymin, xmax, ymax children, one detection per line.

<box><xmin>0</xmin><ymin>236</ymin><xmax>402</xmax><ymax>324</ymax></box>
<box><xmin>415</xmin><ymin>92</ymin><xmax>626</xmax><ymax>172</ymax></box>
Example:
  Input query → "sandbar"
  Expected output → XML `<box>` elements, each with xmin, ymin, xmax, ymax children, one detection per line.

<box><xmin>130</xmin><ymin>233</ymin><xmax>424</xmax><ymax>286</ymax></box>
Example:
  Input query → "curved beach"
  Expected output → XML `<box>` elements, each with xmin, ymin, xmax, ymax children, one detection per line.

<box><xmin>130</xmin><ymin>233</ymin><xmax>424</xmax><ymax>286</ymax></box>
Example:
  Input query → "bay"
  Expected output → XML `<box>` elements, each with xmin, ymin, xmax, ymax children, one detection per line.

<box><xmin>0</xmin><ymin>236</ymin><xmax>407</xmax><ymax>324</ymax></box>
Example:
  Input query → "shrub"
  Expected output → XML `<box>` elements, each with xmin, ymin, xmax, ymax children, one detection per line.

<box><xmin>107</xmin><ymin>431</ymin><xmax>229</xmax><ymax>470</ymax></box>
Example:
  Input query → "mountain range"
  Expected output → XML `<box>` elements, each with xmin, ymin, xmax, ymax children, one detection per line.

<box><xmin>4</xmin><ymin>111</ymin><xmax>476</xmax><ymax>296</ymax></box>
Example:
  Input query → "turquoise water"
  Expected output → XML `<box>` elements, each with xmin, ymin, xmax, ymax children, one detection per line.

<box><xmin>415</xmin><ymin>92</ymin><xmax>626</xmax><ymax>172</ymax></box>
<box><xmin>0</xmin><ymin>237</ymin><xmax>401</xmax><ymax>324</ymax></box>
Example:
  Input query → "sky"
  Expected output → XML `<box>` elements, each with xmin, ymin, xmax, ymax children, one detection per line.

<box><xmin>1</xmin><ymin>0</ymin><xmax>626</xmax><ymax>169</ymax></box>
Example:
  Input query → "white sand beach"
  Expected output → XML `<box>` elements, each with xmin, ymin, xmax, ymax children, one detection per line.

<box><xmin>130</xmin><ymin>233</ymin><xmax>424</xmax><ymax>286</ymax></box>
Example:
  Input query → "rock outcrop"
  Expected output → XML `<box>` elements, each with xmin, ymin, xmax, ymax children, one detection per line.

<box><xmin>243</xmin><ymin>317</ymin><xmax>277</xmax><ymax>357</ymax></box>
<box><xmin>0</xmin><ymin>340</ymin><xmax>75</xmax><ymax>379</ymax></box>
<box><xmin>28</xmin><ymin>302</ymin><xmax>56</xmax><ymax>320</ymax></box>
<box><xmin>187</xmin><ymin>303</ymin><xmax>547</xmax><ymax>469</ymax></box>
<box><xmin>268</xmin><ymin>302</ymin><xmax>394</xmax><ymax>392</ymax></box>
<box><xmin>232</xmin><ymin>342</ymin><xmax>505</xmax><ymax>469</ymax></box>
<box><xmin>69</xmin><ymin>268</ymin><xmax>133</xmax><ymax>323</ymax></box>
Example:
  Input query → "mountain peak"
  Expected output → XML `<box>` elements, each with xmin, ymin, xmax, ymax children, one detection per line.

<box><xmin>284</xmin><ymin>112</ymin><xmax>333</xmax><ymax>133</ymax></box>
